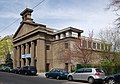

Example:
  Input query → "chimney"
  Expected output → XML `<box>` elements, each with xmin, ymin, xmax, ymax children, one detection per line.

<box><xmin>20</xmin><ymin>8</ymin><xmax>34</xmax><ymax>23</ymax></box>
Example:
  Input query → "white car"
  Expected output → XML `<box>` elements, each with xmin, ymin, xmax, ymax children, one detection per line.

<box><xmin>67</xmin><ymin>68</ymin><xmax>105</xmax><ymax>84</ymax></box>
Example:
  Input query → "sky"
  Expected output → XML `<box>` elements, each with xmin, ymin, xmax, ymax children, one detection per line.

<box><xmin>0</xmin><ymin>0</ymin><xmax>117</xmax><ymax>38</ymax></box>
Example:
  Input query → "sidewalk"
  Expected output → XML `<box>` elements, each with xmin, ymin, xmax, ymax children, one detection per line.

<box><xmin>37</xmin><ymin>72</ymin><xmax>46</xmax><ymax>78</ymax></box>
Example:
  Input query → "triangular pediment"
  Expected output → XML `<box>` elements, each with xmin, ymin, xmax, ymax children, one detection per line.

<box><xmin>13</xmin><ymin>22</ymin><xmax>38</xmax><ymax>39</ymax></box>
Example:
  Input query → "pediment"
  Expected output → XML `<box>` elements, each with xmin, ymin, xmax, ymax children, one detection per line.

<box><xmin>13</xmin><ymin>22</ymin><xmax>38</xmax><ymax>39</ymax></box>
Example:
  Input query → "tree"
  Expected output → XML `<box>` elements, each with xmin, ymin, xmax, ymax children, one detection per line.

<box><xmin>0</xmin><ymin>35</ymin><xmax>13</xmax><ymax>66</ymax></box>
<box><xmin>73</xmin><ymin>36</ymin><xmax>93</xmax><ymax>65</ymax></box>
<box><xmin>99</xmin><ymin>28</ymin><xmax>120</xmax><ymax>66</ymax></box>
<box><xmin>59</xmin><ymin>31</ymin><xmax>94</xmax><ymax>65</ymax></box>
<box><xmin>5</xmin><ymin>53</ymin><xmax>13</xmax><ymax>68</ymax></box>
<box><xmin>108</xmin><ymin>0</ymin><xmax>120</xmax><ymax>29</ymax></box>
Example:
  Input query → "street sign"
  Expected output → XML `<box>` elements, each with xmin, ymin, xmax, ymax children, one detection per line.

<box><xmin>21</xmin><ymin>54</ymin><xmax>31</xmax><ymax>58</ymax></box>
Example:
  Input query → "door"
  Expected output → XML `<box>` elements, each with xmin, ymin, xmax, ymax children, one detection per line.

<box><xmin>73</xmin><ymin>68</ymin><xmax>84</xmax><ymax>80</ymax></box>
<box><xmin>46</xmin><ymin>63</ymin><xmax>50</xmax><ymax>72</ymax></box>
<box><xmin>82</xmin><ymin>68</ymin><xmax>92</xmax><ymax>81</ymax></box>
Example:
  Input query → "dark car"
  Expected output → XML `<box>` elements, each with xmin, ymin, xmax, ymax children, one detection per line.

<box><xmin>19</xmin><ymin>66</ymin><xmax>37</xmax><ymax>75</ymax></box>
<box><xmin>104</xmin><ymin>73</ymin><xmax>120</xmax><ymax>84</ymax></box>
<box><xmin>11</xmin><ymin>67</ymin><xmax>20</xmax><ymax>74</ymax></box>
<box><xmin>45</xmin><ymin>68</ymin><xmax>69</xmax><ymax>80</ymax></box>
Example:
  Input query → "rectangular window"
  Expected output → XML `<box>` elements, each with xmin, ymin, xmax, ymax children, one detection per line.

<box><xmin>101</xmin><ymin>43</ymin><xmax>104</xmax><ymax>50</ymax></box>
<box><xmin>88</xmin><ymin>41</ymin><xmax>92</xmax><ymax>48</ymax></box>
<box><xmin>65</xmin><ymin>43</ymin><xmax>68</xmax><ymax>49</ymax></box>
<box><xmin>97</xmin><ymin>43</ymin><xmax>100</xmax><ymax>49</ymax></box>
<box><xmin>93</xmin><ymin>42</ymin><xmax>96</xmax><ymax>49</ymax></box>
<box><xmin>105</xmin><ymin>44</ymin><xmax>108</xmax><ymax>50</ymax></box>
<box><xmin>84</xmin><ymin>69</ymin><xmax>92</xmax><ymax>73</ymax></box>
<box><xmin>46</xmin><ymin>45</ymin><xmax>50</xmax><ymax>50</ymax></box>
<box><xmin>82</xmin><ymin>40</ymin><xmax>87</xmax><ymax>48</ymax></box>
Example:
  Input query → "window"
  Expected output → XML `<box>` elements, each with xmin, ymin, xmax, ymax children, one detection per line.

<box><xmin>84</xmin><ymin>69</ymin><xmax>92</xmax><ymax>73</ymax></box>
<box><xmin>105</xmin><ymin>44</ymin><xmax>108</xmax><ymax>50</ymax></box>
<box><xmin>65</xmin><ymin>43</ymin><xmax>68</xmax><ymax>49</ymax></box>
<box><xmin>97</xmin><ymin>43</ymin><xmax>100</xmax><ymax>49</ymax></box>
<box><xmin>76</xmin><ymin>68</ymin><xmax>84</xmax><ymax>73</ymax></box>
<box><xmin>101</xmin><ymin>43</ymin><xmax>104</xmax><ymax>50</ymax></box>
<box><xmin>82</xmin><ymin>40</ymin><xmax>87</xmax><ymax>48</ymax></box>
<box><xmin>46</xmin><ymin>45</ymin><xmax>50</xmax><ymax>50</ymax></box>
<box><xmin>88</xmin><ymin>41</ymin><xmax>92</xmax><ymax>48</ymax></box>
<box><xmin>93</xmin><ymin>42</ymin><xmax>96</xmax><ymax>49</ymax></box>
<box><xmin>72</xmin><ymin>32</ymin><xmax>78</xmax><ymax>37</ymax></box>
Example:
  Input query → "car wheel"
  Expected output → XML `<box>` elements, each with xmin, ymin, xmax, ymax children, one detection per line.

<box><xmin>46</xmin><ymin>75</ymin><xmax>49</xmax><ymax>78</ymax></box>
<box><xmin>88</xmin><ymin>77</ymin><xmax>95</xmax><ymax>84</ymax></box>
<box><xmin>68</xmin><ymin>76</ymin><xmax>73</xmax><ymax>81</ymax></box>
<box><xmin>107</xmin><ymin>78</ymin><xmax>116</xmax><ymax>84</ymax></box>
<box><xmin>56</xmin><ymin>75</ymin><xmax>60</xmax><ymax>80</ymax></box>
<box><xmin>25</xmin><ymin>72</ymin><xmax>28</xmax><ymax>75</ymax></box>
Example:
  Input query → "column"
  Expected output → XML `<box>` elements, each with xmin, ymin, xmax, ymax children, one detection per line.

<box><xmin>21</xmin><ymin>45</ymin><xmax>25</xmax><ymax>67</ymax></box>
<box><xmin>25</xmin><ymin>43</ymin><xmax>29</xmax><ymax>66</ymax></box>
<box><xmin>13</xmin><ymin>47</ymin><xmax>17</xmax><ymax>68</ymax></box>
<box><xmin>36</xmin><ymin>39</ymin><xmax>46</xmax><ymax>72</ymax></box>
<box><xmin>31</xmin><ymin>41</ymin><xmax>35</xmax><ymax>66</ymax></box>
<box><xmin>17</xmin><ymin>46</ymin><xmax>20</xmax><ymax>67</ymax></box>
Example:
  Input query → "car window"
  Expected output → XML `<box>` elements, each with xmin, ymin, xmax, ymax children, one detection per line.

<box><xmin>29</xmin><ymin>66</ymin><xmax>36</xmax><ymax>70</ymax></box>
<box><xmin>23</xmin><ymin>67</ymin><xmax>27</xmax><ymax>70</ymax></box>
<box><xmin>84</xmin><ymin>69</ymin><xmax>92</xmax><ymax>73</ymax></box>
<box><xmin>76</xmin><ymin>69</ymin><xmax>84</xmax><ymax>73</ymax></box>
<box><xmin>96</xmin><ymin>69</ymin><xmax>104</xmax><ymax>73</ymax></box>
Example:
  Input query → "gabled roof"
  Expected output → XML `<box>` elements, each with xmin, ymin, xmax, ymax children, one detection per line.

<box><xmin>13</xmin><ymin>21</ymin><xmax>46</xmax><ymax>38</ymax></box>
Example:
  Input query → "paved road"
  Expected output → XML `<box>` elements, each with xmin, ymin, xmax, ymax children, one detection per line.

<box><xmin>0</xmin><ymin>72</ymin><xmax>88</xmax><ymax>84</ymax></box>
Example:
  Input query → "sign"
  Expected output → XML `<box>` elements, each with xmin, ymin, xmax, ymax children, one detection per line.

<box><xmin>25</xmin><ymin>54</ymin><xmax>31</xmax><ymax>58</ymax></box>
<box><xmin>21</xmin><ymin>54</ymin><xmax>31</xmax><ymax>58</ymax></box>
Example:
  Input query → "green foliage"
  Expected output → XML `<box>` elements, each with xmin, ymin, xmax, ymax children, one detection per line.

<box><xmin>5</xmin><ymin>53</ymin><xmax>13</xmax><ymax>68</ymax></box>
<box><xmin>0</xmin><ymin>35</ymin><xmax>13</xmax><ymax>58</ymax></box>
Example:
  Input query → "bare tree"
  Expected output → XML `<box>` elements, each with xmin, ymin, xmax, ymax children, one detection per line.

<box><xmin>99</xmin><ymin>28</ymin><xmax>120</xmax><ymax>65</ymax></box>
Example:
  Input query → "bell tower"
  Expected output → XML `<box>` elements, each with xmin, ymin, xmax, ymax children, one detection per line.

<box><xmin>20</xmin><ymin>8</ymin><xmax>34</xmax><ymax>23</ymax></box>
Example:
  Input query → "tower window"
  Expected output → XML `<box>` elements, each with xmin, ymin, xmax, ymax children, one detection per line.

<box><xmin>65</xmin><ymin>43</ymin><xmax>69</xmax><ymax>49</ymax></box>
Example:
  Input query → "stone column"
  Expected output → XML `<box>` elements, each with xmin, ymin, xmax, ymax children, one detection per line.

<box><xmin>13</xmin><ymin>47</ymin><xmax>17</xmax><ymax>68</ymax></box>
<box><xmin>31</xmin><ymin>41</ymin><xmax>35</xmax><ymax>66</ymax></box>
<box><xmin>17</xmin><ymin>46</ymin><xmax>20</xmax><ymax>67</ymax></box>
<box><xmin>25</xmin><ymin>43</ymin><xmax>29</xmax><ymax>66</ymax></box>
<box><xmin>36</xmin><ymin>39</ymin><xmax>46</xmax><ymax>72</ymax></box>
<box><xmin>21</xmin><ymin>45</ymin><xmax>25</xmax><ymax>67</ymax></box>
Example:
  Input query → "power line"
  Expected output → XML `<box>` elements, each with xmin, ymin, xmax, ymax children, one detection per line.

<box><xmin>0</xmin><ymin>0</ymin><xmax>46</xmax><ymax>34</ymax></box>
<box><xmin>32</xmin><ymin>0</ymin><xmax>45</xmax><ymax>9</ymax></box>
<box><xmin>0</xmin><ymin>18</ymin><xmax>20</xmax><ymax>33</ymax></box>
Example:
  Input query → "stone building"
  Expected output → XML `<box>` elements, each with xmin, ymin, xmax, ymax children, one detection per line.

<box><xmin>13</xmin><ymin>8</ymin><xmax>111</xmax><ymax>73</ymax></box>
<box><xmin>13</xmin><ymin>8</ymin><xmax>84</xmax><ymax>73</ymax></box>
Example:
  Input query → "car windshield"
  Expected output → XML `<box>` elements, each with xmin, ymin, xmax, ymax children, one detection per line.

<box><xmin>96</xmin><ymin>69</ymin><xmax>104</xmax><ymax>73</ymax></box>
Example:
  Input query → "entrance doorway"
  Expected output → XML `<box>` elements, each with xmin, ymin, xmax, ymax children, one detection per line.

<box><xmin>65</xmin><ymin>63</ymin><xmax>68</xmax><ymax>71</ymax></box>
<box><xmin>46</xmin><ymin>63</ymin><xmax>50</xmax><ymax>72</ymax></box>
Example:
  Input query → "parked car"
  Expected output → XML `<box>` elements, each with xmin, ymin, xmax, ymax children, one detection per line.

<box><xmin>0</xmin><ymin>66</ymin><xmax>12</xmax><ymax>72</ymax></box>
<box><xmin>67</xmin><ymin>68</ymin><xmax>105</xmax><ymax>84</ymax></box>
<box><xmin>19</xmin><ymin>66</ymin><xmax>37</xmax><ymax>75</ymax></box>
<box><xmin>104</xmin><ymin>72</ymin><xmax>120</xmax><ymax>84</ymax></box>
<box><xmin>11</xmin><ymin>67</ymin><xmax>20</xmax><ymax>74</ymax></box>
<box><xmin>45</xmin><ymin>68</ymin><xmax>69</xmax><ymax>79</ymax></box>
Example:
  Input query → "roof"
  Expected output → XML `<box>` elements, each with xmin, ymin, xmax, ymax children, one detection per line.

<box><xmin>53</xmin><ymin>27</ymin><xmax>83</xmax><ymax>35</ymax></box>
<box><xmin>20</xmin><ymin>8</ymin><xmax>33</xmax><ymax>16</ymax></box>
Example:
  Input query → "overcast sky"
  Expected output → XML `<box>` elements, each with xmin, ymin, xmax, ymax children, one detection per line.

<box><xmin>0</xmin><ymin>0</ymin><xmax>117</xmax><ymax>38</ymax></box>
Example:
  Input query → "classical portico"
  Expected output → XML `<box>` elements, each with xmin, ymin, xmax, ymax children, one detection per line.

<box><xmin>13</xmin><ymin>8</ymin><xmax>47</xmax><ymax>72</ymax></box>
